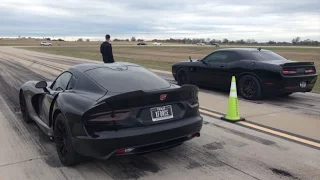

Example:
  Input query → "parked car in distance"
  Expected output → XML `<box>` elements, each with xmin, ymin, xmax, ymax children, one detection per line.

<box><xmin>137</xmin><ymin>42</ymin><xmax>147</xmax><ymax>45</ymax></box>
<box><xmin>153</xmin><ymin>42</ymin><xmax>162</xmax><ymax>45</ymax></box>
<box><xmin>210</xmin><ymin>43</ymin><xmax>219</xmax><ymax>47</ymax></box>
<box><xmin>40</xmin><ymin>41</ymin><xmax>52</xmax><ymax>46</ymax></box>
<box><xmin>196</xmin><ymin>43</ymin><xmax>205</xmax><ymax>46</ymax></box>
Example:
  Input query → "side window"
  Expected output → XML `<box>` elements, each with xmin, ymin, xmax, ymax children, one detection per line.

<box><xmin>51</xmin><ymin>72</ymin><xmax>72</xmax><ymax>91</ymax></box>
<box><xmin>204</xmin><ymin>52</ymin><xmax>228</xmax><ymax>63</ymax></box>
<box><xmin>226</xmin><ymin>52</ymin><xmax>240</xmax><ymax>63</ymax></box>
<box><xmin>67</xmin><ymin>75</ymin><xmax>77</xmax><ymax>90</ymax></box>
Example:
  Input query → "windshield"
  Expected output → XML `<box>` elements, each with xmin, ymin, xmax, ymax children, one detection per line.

<box><xmin>251</xmin><ymin>51</ymin><xmax>286</xmax><ymax>61</ymax></box>
<box><xmin>85</xmin><ymin>66</ymin><xmax>171</xmax><ymax>93</ymax></box>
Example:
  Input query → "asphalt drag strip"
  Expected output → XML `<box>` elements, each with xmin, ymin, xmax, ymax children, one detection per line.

<box><xmin>199</xmin><ymin>108</ymin><xmax>320</xmax><ymax>150</ymax></box>
<box><xmin>0</xmin><ymin>49</ymin><xmax>320</xmax><ymax>179</ymax></box>
<box><xmin>2</xmin><ymin>51</ymin><xmax>319</xmax><ymax>150</ymax></box>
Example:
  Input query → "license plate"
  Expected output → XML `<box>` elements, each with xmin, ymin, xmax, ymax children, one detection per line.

<box><xmin>150</xmin><ymin>105</ymin><xmax>173</xmax><ymax>121</ymax></box>
<box><xmin>300</xmin><ymin>81</ymin><xmax>307</xmax><ymax>88</ymax></box>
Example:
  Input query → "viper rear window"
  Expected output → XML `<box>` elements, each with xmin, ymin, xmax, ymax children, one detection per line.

<box><xmin>85</xmin><ymin>66</ymin><xmax>170</xmax><ymax>93</ymax></box>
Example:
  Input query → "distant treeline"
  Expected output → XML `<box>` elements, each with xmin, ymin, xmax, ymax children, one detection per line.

<box><xmin>113</xmin><ymin>36</ymin><xmax>319</xmax><ymax>46</ymax></box>
<box><xmin>2</xmin><ymin>36</ymin><xmax>318</xmax><ymax>46</ymax></box>
<box><xmin>0</xmin><ymin>37</ymin><xmax>65</xmax><ymax>41</ymax></box>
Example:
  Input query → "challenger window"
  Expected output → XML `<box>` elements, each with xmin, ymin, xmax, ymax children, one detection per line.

<box><xmin>85</xmin><ymin>66</ymin><xmax>170</xmax><ymax>93</ymax></box>
<box><xmin>51</xmin><ymin>72</ymin><xmax>72</xmax><ymax>91</ymax></box>
<box><xmin>204</xmin><ymin>52</ymin><xmax>228</xmax><ymax>63</ymax></box>
<box><xmin>226</xmin><ymin>52</ymin><xmax>241</xmax><ymax>63</ymax></box>
<box><xmin>251</xmin><ymin>51</ymin><xmax>286</xmax><ymax>61</ymax></box>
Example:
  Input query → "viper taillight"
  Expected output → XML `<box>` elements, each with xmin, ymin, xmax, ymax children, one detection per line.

<box><xmin>89</xmin><ymin>110</ymin><xmax>132</xmax><ymax>122</ymax></box>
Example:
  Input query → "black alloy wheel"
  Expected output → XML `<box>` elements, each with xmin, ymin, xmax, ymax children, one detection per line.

<box><xmin>19</xmin><ymin>92</ymin><xmax>32</xmax><ymax>123</ymax></box>
<box><xmin>239</xmin><ymin>75</ymin><xmax>262</xmax><ymax>100</ymax></box>
<box><xmin>177</xmin><ymin>68</ymin><xmax>190</xmax><ymax>85</ymax></box>
<box><xmin>54</xmin><ymin>114</ymin><xmax>85</xmax><ymax>166</ymax></box>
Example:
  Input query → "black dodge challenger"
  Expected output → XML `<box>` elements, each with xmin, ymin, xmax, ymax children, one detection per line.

<box><xmin>172</xmin><ymin>48</ymin><xmax>318</xmax><ymax>100</ymax></box>
<box><xmin>19</xmin><ymin>62</ymin><xmax>202</xmax><ymax>166</ymax></box>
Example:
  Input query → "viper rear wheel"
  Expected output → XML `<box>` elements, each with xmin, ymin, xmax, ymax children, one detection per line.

<box><xmin>54</xmin><ymin>114</ymin><xmax>85</xmax><ymax>166</ymax></box>
<box><xmin>19</xmin><ymin>92</ymin><xmax>32</xmax><ymax>123</ymax></box>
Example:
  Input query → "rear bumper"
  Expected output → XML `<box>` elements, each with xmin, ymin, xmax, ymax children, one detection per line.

<box><xmin>72</xmin><ymin>116</ymin><xmax>203</xmax><ymax>158</ymax></box>
<box><xmin>262</xmin><ymin>74</ymin><xmax>317</xmax><ymax>94</ymax></box>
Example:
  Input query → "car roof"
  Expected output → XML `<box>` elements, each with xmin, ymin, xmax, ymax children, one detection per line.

<box><xmin>65</xmin><ymin>62</ymin><xmax>172</xmax><ymax>94</ymax></box>
<box><xmin>64</xmin><ymin>62</ymin><xmax>142</xmax><ymax>95</ymax></box>
<box><xmin>67</xmin><ymin>62</ymin><xmax>141</xmax><ymax>72</ymax></box>
<box><xmin>215</xmin><ymin>48</ymin><xmax>269</xmax><ymax>52</ymax></box>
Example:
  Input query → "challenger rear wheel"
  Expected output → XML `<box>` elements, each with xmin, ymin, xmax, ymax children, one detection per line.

<box><xmin>54</xmin><ymin>114</ymin><xmax>85</xmax><ymax>166</ymax></box>
<box><xmin>239</xmin><ymin>75</ymin><xmax>262</xmax><ymax>100</ymax></box>
<box><xmin>177</xmin><ymin>68</ymin><xmax>190</xmax><ymax>85</ymax></box>
<box><xmin>19</xmin><ymin>92</ymin><xmax>32</xmax><ymax>123</ymax></box>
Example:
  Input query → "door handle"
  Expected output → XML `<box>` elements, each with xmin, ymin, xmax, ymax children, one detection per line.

<box><xmin>220</xmin><ymin>65</ymin><xmax>224</xmax><ymax>68</ymax></box>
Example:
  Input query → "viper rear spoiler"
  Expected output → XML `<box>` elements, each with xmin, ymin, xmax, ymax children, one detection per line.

<box><xmin>99</xmin><ymin>84</ymin><xmax>199</xmax><ymax>110</ymax></box>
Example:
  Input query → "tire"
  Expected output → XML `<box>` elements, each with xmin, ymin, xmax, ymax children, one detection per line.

<box><xmin>238</xmin><ymin>75</ymin><xmax>262</xmax><ymax>100</ymax></box>
<box><xmin>54</xmin><ymin>113</ymin><xmax>85</xmax><ymax>166</ymax></box>
<box><xmin>19</xmin><ymin>92</ymin><xmax>32</xmax><ymax>123</ymax></box>
<box><xmin>176</xmin><ymin>68</ymin><xmax>190</xmax><ymax>85</ymax></box>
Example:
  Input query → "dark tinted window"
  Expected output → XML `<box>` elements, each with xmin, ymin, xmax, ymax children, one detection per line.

<box><xmin>251</xmin><ymin>51</ymin><xmax>286</xmax><ymax>61</ymax></box>
<box><xmin>204</xmin><ymin>51</ymin><xmax>228</xmax><ymax>63</ymax></box>
<box><xmin>226</xmin><ymin>52</ymin><xmax>240</xmax><ymax>62</ymax></box>
<box><xmin>85</xmin><ymin>66</ymin><xmax>171</xmax><ymax>93</ymax></box>
<box><xmin>51</xmin><ymin>72</ymin><xmax>72</xmax><ymax>91</ymax></box>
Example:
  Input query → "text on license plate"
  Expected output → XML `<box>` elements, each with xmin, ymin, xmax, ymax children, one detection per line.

<box><xmin>150</xmin><ymin>105</ymin><xmax>173</xmax><ymax>121</ymax></box>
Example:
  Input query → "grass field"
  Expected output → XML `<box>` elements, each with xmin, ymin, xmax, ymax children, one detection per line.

<box><xmin>21</xmin><ymin>45</ymin><xmax>320</xmax><ymax>92</ymax></box>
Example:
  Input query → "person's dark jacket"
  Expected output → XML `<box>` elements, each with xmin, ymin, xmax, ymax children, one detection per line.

<box><xmin>100</xmin><ymin>41</ymin><xmax>114</xmax><ymax>63</ymax></box>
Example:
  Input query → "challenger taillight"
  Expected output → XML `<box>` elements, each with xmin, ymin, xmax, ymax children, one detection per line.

<box><xmin>89</xmin><ymin>110</ymin><xmax>132</xmax><ymax>122</ymax></box>
<box><xmin>305</xmin><ymin>68</ymin><xmax>315</xmax><ymax>74</ymax></box>
<box><xmin>282</xmin><ymin>69</ymin><xmax>297</xmax><ymax>75</ymax></box>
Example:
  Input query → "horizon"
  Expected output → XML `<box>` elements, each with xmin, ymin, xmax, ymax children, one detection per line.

<box><xmin>1</xmin><ymin>36</ymin><xmax>318</xmax><ymax>43</ymax></box>
<box><xmin>1</xmin><ymin>0</ymin><xmax>319</xmax><ymax>42</ymax></box>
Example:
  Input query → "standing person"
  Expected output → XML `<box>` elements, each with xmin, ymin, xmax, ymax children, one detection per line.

<box><xmin>100</xmin><ymin>34</ymin><xmax>114</xmax><ymax>63</ymax></box>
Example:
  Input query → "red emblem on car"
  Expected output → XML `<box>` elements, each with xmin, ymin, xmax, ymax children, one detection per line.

<box><xmin>160</xmin><ymin>94</ymin><xmax>167</xmax><ymax>101</ymax></box>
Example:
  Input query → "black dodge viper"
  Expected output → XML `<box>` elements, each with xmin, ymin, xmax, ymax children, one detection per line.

<box><xmin>172</xmin><ymin>48</ymin><xmax>318</xmax><ymax>100</ymax></box>
<box><xmin>19</xmin><ymin>62</ymin><xmax>202</xmax><ymax>166</ymax></box>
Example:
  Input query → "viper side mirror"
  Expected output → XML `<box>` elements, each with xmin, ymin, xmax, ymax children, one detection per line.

<box><xmin>35</xmin><ymin>81</ymin><xmax>47</xmax><ymax>89</ymax></box>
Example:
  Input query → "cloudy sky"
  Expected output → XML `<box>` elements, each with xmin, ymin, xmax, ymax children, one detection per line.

<box><xmin>1</xmin><ymin>0</ymin><xmax>319</xmax><ymax>42</ymax></box>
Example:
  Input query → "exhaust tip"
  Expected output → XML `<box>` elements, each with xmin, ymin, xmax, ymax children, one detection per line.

<box><xmin>194</xmin><ymin>132</ymin><xmax>200</xmax><ymax>137</ymax></box>
<box><xmin>188</xmin><ymin>132</ymin><xmax>200</xmax><ymax>138</ymax></box>
<box><xmin>115</xmin><ymin>148</ymin><xmax>135</xmax><ymax>154</ymax></box>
